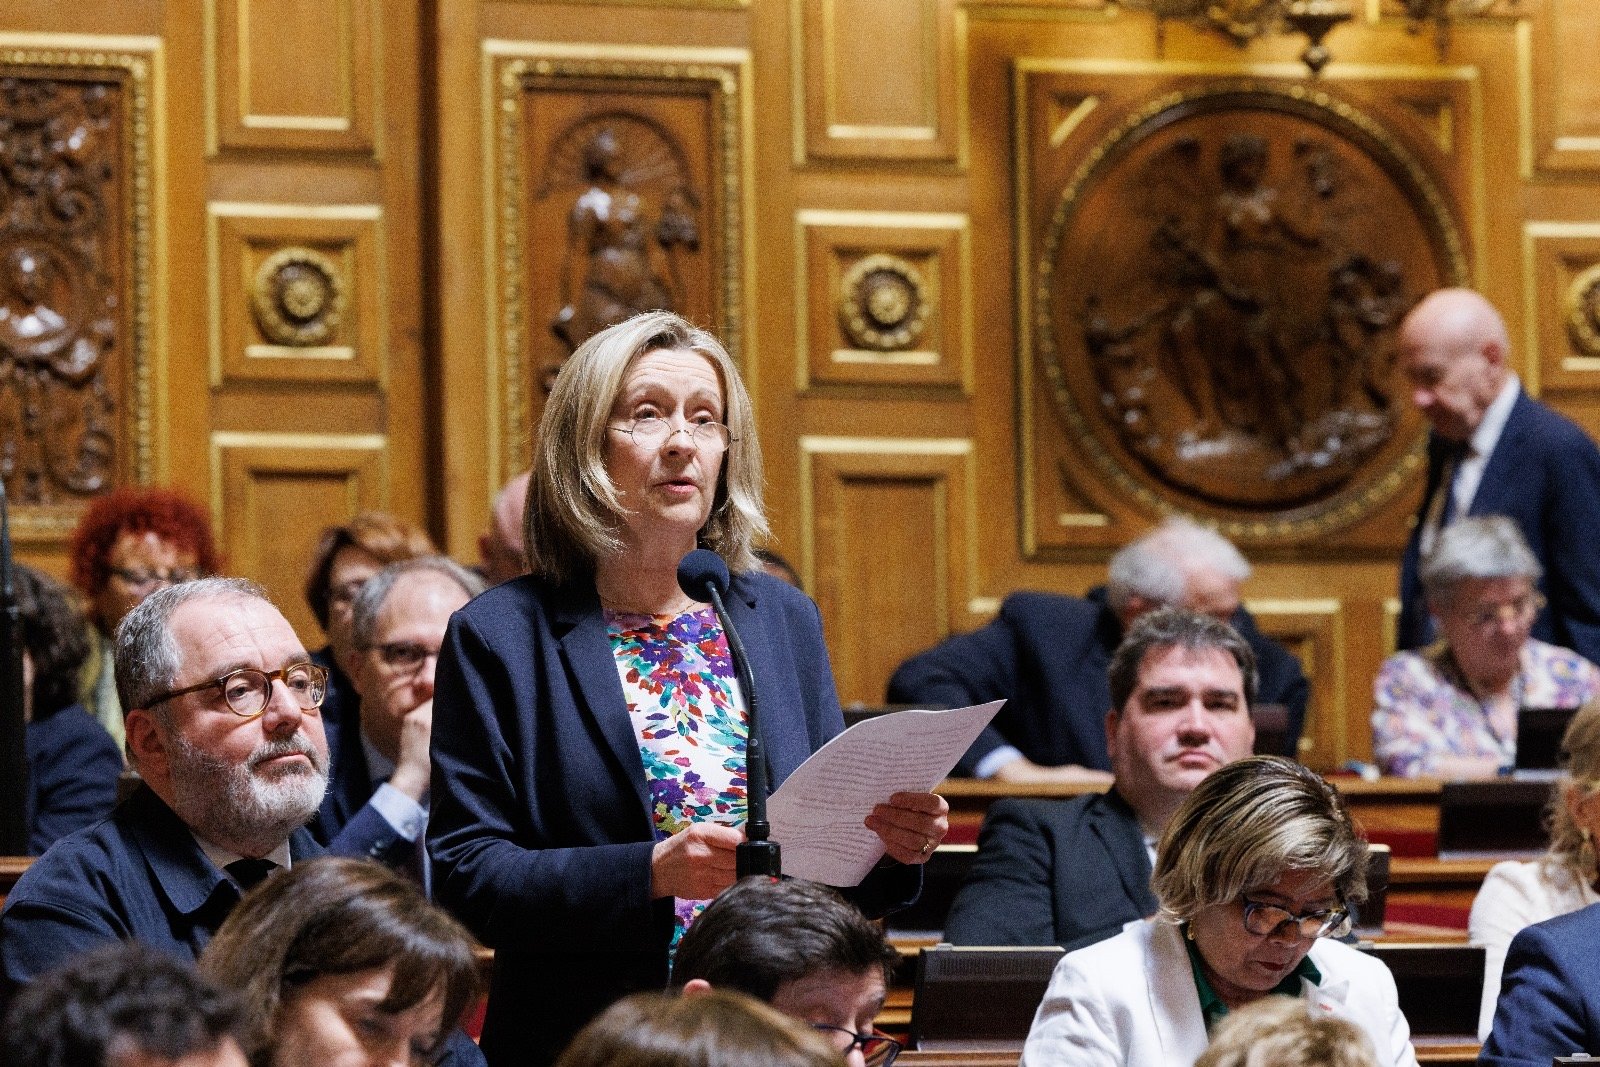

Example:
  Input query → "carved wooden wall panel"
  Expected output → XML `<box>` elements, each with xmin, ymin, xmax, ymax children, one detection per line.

<box><xmin>1527</xmin><ymin>0</ymin><xmax>1600</xmax><ymax>174</ymax></box>
<box><xmin>800</xmin><ymin>438</ymin><xmax>975</xmax><ymax>704</ymax></box>
<box><xmin>1247</xmin><ymin>599</ymin><xmax>1347</xmax><ymax>769</ymax></box>
<box><xmin>1522</xmin><ymin>223</ymin><xmax>1600</xmax><ymax>394</ymax></box>
<box><xmin>0</xmin><ymin>40</ymin><xmax>158</xmax><ymax>542</ymax></box>
<box><xmin>207</xmin><ymin>0</ymin><xmax>379</xmax><ymax>155</ymax></box>
<box><xmin>208</xmin><ymin>203</ymin><xmax>384</xmax><ymax>386</ymax></box>
<box><xmin>795</xmin><ymin>210</ymin><xmax>970</xmax><ymax>392</ymax></box>
<box><xmin>211</xmin><ymin>431</ymin><xmax>385</xmax><ymax>643</ymax></box>
<box><xmin>792</xmin><ymin>0</ymin><xmax>964</xmax><ymax>165</ymax></box>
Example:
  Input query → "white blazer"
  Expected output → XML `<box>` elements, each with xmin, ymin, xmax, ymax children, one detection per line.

<box><xmin>1020</xmin><ymin>918</ymin><xmax>1420</xmax><ymax>1067</ymax></box>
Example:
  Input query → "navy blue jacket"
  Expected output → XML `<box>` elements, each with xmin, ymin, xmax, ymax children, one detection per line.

<box><xmin>310</xmin><ymin>647</ymin><xmax>413</xmax><ymax>869</ymax></box>
<box><xmin>25</xmin><ymin>703</ymin><xmax>122</xmax><ymax>856</ymax></box>
<box><xmin>944</xmin><ymin>789</ymin><xmax>1156</xmax><ymax>952</ymax></box>
<box><xmin>1481</xmin><ymin>902</ymin><xmax>1600</xmax><ymax>1065</ymax></box>
<box><xmin>887</xmin><ymin>587</ymin><xmax>1309</xmax><ymax>775</ymax></box>
<box><xmin>429</xmin><ymin>571</ymin><xmax>919</xmax><ymax>1066</ymax></box>
<box><xmin>1399</xmin><ymin>390</ymin><xmax>1600</xmax><ymax>663</ymax></box>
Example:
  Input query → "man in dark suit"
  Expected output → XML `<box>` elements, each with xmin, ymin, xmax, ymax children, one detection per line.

<box><xmin>888</xmin><ymin>518</ymin><xmax>1306</xmax><ymax>781</ymax></box>
<box><xmin>0</xmin><ymin>577</ymin><xmax>329</xmax><ymax>1004</ymax></box>
<box><xmin>1480</xmin><ymin>903</ymin><xmax>1600</xmax><ymax>1066</ymax></box>
<box><xmin>317</xmin><ymin>556</ymin><xmax>484</xmax><ymax>887</ymax></box>
<box><xmin>1397</xmin><ymin>288</ymin><xmax>1600</xmax><ymax>661</ymax></box>
<box><xmin>944</xmin><ymin>608</ymin><xmax>1258</xmax><ymax>950</ymax></box>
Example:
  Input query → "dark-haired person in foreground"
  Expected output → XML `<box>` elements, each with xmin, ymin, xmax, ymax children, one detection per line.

<box><xmin>1479</xmin><ymin>902</ymin><xmax>1600</xmax><ymax>1067</ymax></box>
<box><xmin>674</xmin><ymin>877</ymin><xmax>901</xmax><ymax>1067</ymax></box>
<box><xmin>3</xmin><ymin>941</ymin><xmax>246</xmax><ymax>1067</ymax></box>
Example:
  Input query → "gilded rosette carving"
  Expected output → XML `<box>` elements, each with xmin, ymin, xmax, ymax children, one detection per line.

<box><xmin>250</xmin><ymin>246</ymin><xmax>345</xmax><ymax>347</ymax></box>
<box><xmin>1564</xmin><ymin>263</ymin><xmax>1600</xmax><ymax>359</ymax></box>
<box><xmin>839</xmin><ymin>254</ymin><xmax>930</xmax><ymax>351</ymax></box>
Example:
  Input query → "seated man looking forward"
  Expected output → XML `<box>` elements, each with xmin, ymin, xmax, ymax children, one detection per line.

<box><xmin>674</xmin><ymin>876</ymin><xmax>902</xmax><ymax>1067</ymax></box>
<box><xmin>944</xmin><ymin>608</ymin><xmax>1257</xmax><ymax>950</ymax></box>
<box><xmin>889</xmin><ymin>518</ymin><xmax>1306</xmax><ymax>781</ymax></box>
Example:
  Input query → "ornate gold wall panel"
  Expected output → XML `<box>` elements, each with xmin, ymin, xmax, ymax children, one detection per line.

<box><xmin>207</xmin><ymin>202</ymin><xmax>385</xmax><ymax>387</ymax></box>
<box><xmin>1246</xmin><ymin>598</ymin><xmax>1347</xmax><ymax>770</ymax></box>
<box><xmin>0</xmin><ymin>35</ymin><xmax>161</xmax><ymax>542</ymax></box>
<box><xmin>1521</xmin><ymin>222</ymin><xmax>1600</xmax><ymax>391</ymax></box>
<box><xmin>210</xmin><ymin>431</ymin><xmax>386</xmax><ymax>643</ymax></box>
<box><xmin>791</xmin><ymin>0</ymin><xmax>966</xmax><ymax>165</ymax></box>
<box><xmin>794</xmin><ymin>210</ymin><xmax>971</xmax><ymax>392</ymax></box>
<box><xmin>1525</xmin><ymin>0</ymin><xmax>1600</xmax><ymax>174</ymax></box>
<box><xmin>799</xmin><ymin>437</ymin><xmax>975</xmax><ymax>704</ymax></box>
<box><xmin>206</xmin><ymin>0</ymin><xmax>380</xmax><ymax>156</ymax></box>
<box><xmin>483</xmin><ymin>40</ymin><xmax>751</xmax><ymax>478</ymax></box>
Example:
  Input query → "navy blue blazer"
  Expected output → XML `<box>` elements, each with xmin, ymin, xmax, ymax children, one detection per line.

<box><xmin>25</xmin><ymin>703</ymin><xmax>122</xmax><ymax>856</ymax></box>
<box><xmin>1399</xmin><ymin>389</ymin><xmax>1600</xmax><ymax>663</ymax></box>
<box><xmin>429</xmin><ymin>571</ymin><xmax>919</xmax><ymax>1067</ymax></box>
<box><xmin>309</xmin><ymin>648</ymin><xmax>413</xmax><ymax>869</ymax></box>
<box><xmin>944</xmin><ymin>789</ymin><xmax>1156</xmax><ymax>952</ymax></box>
<box><xmin>0</xmin><ymin>784</ymin><xmax>322</xmax><ymax>1007</ymax></box>
<box><xmin>887</xmin><ymin>587</ymin><xmax>1309</xmax><ymax>775</ymax></box>
<box><xmin>1480</xmin><ymin>902</ymin><xmax>1600</xmax><ymax>1065</ymax></box>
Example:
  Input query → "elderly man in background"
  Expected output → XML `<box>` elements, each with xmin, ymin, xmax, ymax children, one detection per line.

<box><xmin>1397</xmin><ymin>288</ymin><xmax>1600</xmax><ymax>662</ymax></box>
<box><xmin>0</xmin><ymin>578</ymin><xmax>329</xmax><ymax>1006</ymax></box>
<box><xmin>889</xmin><ymin>518</ymin><xmax>1306</xmax><ymax>781</ymax></box>
<box><xmin>68</xmin><ymin>487</ymin><xmax>220</xmax><ymax>748</ymax></box>
<box><xmin>477</xmin><ymin>470</ymin><xmax>531</xmax><ymax>585</ymax></box>
<box><xmin>944</xmin><ymin>608</ymin><xmax>1257</xmax><ymax>950</ymax></box>
<box><xmin>318</xmin><ymin>556</ymin><xmax>485</xmax><ymax>886</ymax></box>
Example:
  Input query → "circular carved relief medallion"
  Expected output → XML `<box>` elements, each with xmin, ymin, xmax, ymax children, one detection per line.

<box><xmin>1037</xmin><ymin>83</ymin><xmax>1466</xmax><ymax>537</ymax></box>
<box><xmin>1565</xmin><ymin>263</ymin><xmax>1600</xmax><ymax>358</ymax></box>
<box><xmin>840</xmin><ymin>254</ymin><xmax>930</xmax><ymax>351</ymax></box>
<box><xmin>251</xmin><ymin>247</ymin><xmax>345</xmax><ymax>347</ymax></box>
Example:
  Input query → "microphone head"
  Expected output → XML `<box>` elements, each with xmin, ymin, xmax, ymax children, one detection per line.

<box><xmin>677</xmin><ymin>549</ymin><xmax>730</xmax><ymax>603</ymax></box>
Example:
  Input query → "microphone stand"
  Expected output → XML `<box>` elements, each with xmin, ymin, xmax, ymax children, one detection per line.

<box><xmin>0</xmin><ymin>478</ymin><xmax>30</xmax><ymax>855</ymax></box>
<box><xmin>701</xmin><ymin>581</ymin><xmax>781</xmax><ymax>879</ymax></box>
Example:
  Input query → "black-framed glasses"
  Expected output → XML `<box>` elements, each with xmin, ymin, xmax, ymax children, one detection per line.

<box><xmin>609</xmin><ymin>417</ymin><xmax>734</xmax><ymax>451</ymax></box>
<box><xmin>1241</xmin><ymin>896</ymin><xmax>1351</xmax><ymax>940</ymax></box>
<box><xmin>143</xmin><ymin>662</ymin><xmax>328</xmax><ymax>719</ymax></box>
<box><xmin>811</xmin><ymin>1025</ymin><xmax>901</xmax><ymax>1067</ymax></box>
<box><xmin>369</xmin><ymin>641</ymin><xmax>440</xmax><ymax>672</ymax></box>
<box><xmin>109</xmin><ymin>565</ymin><xmax>202</xmax><ymax>591</ymax></box>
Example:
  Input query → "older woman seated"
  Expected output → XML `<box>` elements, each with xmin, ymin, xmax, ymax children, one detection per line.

<box><xmin>1021</xmin><ymin>756</ymin><xmax>1416</xmax><ymax>1067</ymax></box>
<box><xmin>1372</xmin><ymin>516</ymin><xmax>1600</xmax><ymax>779</ymax></box>
<box><xmin>1468</xmin><ymin>698</ymin><xmax>1600</xmax><ymax>1038</ymax></box>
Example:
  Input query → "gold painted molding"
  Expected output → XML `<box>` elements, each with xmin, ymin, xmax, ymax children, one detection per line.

<box><xmin>1519</xmin><ymin>221</ymin><xmax>1600</xmax><ymax>394</ymax></box>
<box><xmin>208</xmin><ymin>430</ymin><xmax>388</xmax><ymax>535</ymax></box>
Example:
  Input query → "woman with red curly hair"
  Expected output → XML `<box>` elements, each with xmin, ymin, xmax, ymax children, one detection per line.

<box><xmin>68</xmin><ymin>487</ymin><xmax>220</xmax><ymax>748</ymax></box>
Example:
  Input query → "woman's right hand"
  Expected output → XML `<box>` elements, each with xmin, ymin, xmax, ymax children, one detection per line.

<box><xmin>649</xmin><ymin>823</ymin><xmax>743</xmax><ymax>900</ymax></box>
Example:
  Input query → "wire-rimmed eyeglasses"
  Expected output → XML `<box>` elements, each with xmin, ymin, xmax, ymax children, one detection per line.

<box><xmin>811</xmin><ymin>1025</ymin><xmax>901</xmax><ymax>1067</ymax></box>
<box><xmin>608</xmin><ymin>417</ymin><xmax>734</xmax><ymax>451</ymax></box>
<box><xmin>142</xmin><ymin>662</ymin><xmax>328</xmax><ymax>719</ymax></box>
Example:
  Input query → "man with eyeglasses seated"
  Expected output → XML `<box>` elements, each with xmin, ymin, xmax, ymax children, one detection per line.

<box><xmin>0</xmin><ymin>578</ymin><xmax>329</xmax><ymax>1010</ymax></box>
<box><xmin>317</xmin><ymin>556</ymin><xmax>485</xmax><ymax>889</ymax></box>
<box><xmin>673</xmin><ymin>877</ymin><xmax>904</xmax><ymax>1067</ymax></box>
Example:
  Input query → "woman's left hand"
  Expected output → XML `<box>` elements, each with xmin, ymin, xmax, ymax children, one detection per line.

<box><xmin>865</xmin><ymin>791</ymin><xmax>950</xmax><ymax>865</ymax></box>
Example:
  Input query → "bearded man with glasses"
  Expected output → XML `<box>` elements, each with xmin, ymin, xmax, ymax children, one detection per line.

<box><xmin>0</xmin><ymin>578</ymin><xmax>332</xmax><ymax>1010</ymax></box>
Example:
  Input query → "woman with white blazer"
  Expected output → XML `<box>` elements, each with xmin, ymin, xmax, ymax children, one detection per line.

<box><xmin>1021</xmin><ymin>756</ymin><xmax>1418</xmax><ymax>1067</ymax></box>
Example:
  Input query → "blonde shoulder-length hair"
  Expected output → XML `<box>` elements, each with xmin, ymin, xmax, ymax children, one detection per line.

<box><xmin>527</xmin><ymin>311</ymin><xmax>767</xmax><ymax>585</ymax></box>
<box><xmin>1544</xmin><ymin>698</ymin><xmax>1600</xmax><ymax>876</ymax></box>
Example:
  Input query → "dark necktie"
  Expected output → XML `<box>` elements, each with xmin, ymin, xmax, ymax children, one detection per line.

<box><xmin>225</xmin><ymin>858</ymin><xmax>278</xmax><ymax>891</ymax></box>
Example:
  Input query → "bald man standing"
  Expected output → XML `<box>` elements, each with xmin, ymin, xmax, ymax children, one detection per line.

<box><xmin>1397</xmin><ymin>288</ymin><xmax>1600</xmax><ymax>661</ymax></box>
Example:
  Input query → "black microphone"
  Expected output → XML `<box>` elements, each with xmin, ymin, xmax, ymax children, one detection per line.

<box><xmin>0</xmin><ymin>478</ymin><xmax>28</xmax><ymax>855</ymax></box>
<box><xmin>677</xmin><ymin>549</ymin><xmax>780</xmax><ymax>878</ymax></box>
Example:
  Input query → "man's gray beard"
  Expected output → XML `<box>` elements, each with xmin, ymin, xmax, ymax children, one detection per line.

<box><xmin>167</xmin><ymin>732</ymin><xmax>328</xmax><ymax>855</ymax></box>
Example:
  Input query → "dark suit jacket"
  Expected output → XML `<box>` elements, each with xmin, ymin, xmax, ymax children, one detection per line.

<box><xmin>429</xmin><ymin>571</ymin><xmax>919</xmax><ymax>1067</ymax></box>
<box><xmin>887</xmin><ymin>588</ymin><xmax>1309</xmax><ymax>775</ymax></box>
<box><xmin>1480</xmin><ymin>902</ymin><xmax>1600</xmax><ymax>1066</ymax></box>
<box><xmin>25</xmin><ymin>703</ymin><xmax>122</xmax><ymax>856</ymax></box>
<box><xmin>310</xmin><ymin>647</ymin><xmax>412</xmax><ymax>869</ymax></box>
<box><xmin>944</xmin><ymin>790</ymin><xmax>1156</xmax><ymax>951</ymax></box>
<box><xmin>0</xmin><ymin>784</ymin><xmax>322</xmax><ymax>1006</ymax></box>
<box><xmin>1399</xmin><ymin>389</ymin><xmax>1600</xmax><ymax>663</ymax></box>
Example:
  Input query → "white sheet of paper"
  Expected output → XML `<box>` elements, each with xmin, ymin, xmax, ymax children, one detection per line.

<box><xmin>766</xmin><ymin>700</ymin><xmax>1003</xmax><ymax>886</ymax></box>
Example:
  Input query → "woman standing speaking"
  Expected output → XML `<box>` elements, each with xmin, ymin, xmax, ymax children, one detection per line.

<box><xmin>429</xmin><ymin>311</ymin><xmax>947</xmax><ymax>1065</ymax></box>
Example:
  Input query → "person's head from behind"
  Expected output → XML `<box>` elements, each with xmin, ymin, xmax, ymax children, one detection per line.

<box><xmin>303</xmin><ymin>512</ymin><xmax>436</xmax><ymax>662</ymax></box>
<box><xmin>13</xmin><ymin>564</ymin><xmax>91</xmax><ymax>721</ymax></box>
<box><xmin>1153</xmin><ymin>757</ymin><xmax>1368</xmax><ymax>1012</ymax></box>
<box><xmin>1106</xmin><ymin>518</ymin><xmax>1252</xmax><ymax>629</ymax></box>
<box><xmin>673</xmin><ymin>877</ymin><xmax>900</xmax><ymax>1067</ymax></box>
<box><xmin>1548</xmin><ymin>698</ymin><xmax>1600</xmax><ymax>880</ymax></box>
<box><xmin>1195</xmin><ymin>995</ymin><xmax>1379</xmax><ymax>1067</ymax></box>
<box><xmin>4</xmin><ymin>941</ymin><xmax>246</xmax><ymax>1067</ymax></box>
<box><xmin>478</xmin><ymin>471</ymin><xmax>532</xmax><ymax>585</ymax></box>
<box><xmin>69</xmin><ymin>487</ymin><xmax>219</xmax><ymax>636</ymax></box>
<box><xmin>528</xmin><ymin>310</ymin><xmax>767</xmax><ymax>584</ymax></box>
<box><xmin>201</xmin><ymin>857</ymin><xmax>482</xmax><ymax>1067</ymax></box>
<box><xmin>1421</xmin><ymin>515</ymin><xmax>1543</xmax><ymax>691</ymax></box>
<box><xmin>117</xmin><ymin>578</ymin><xmax>330</xmax><ymax>859</ymax></box>
<box><xmin>554</xmin><ymin>991</ymin><xmax>843</xmax><ymax>1067</ymax></box>
<box><xmin>1105</xmin><ymin>607</ymin><xmax>1258</xmax><ymax>829</ymax></box>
